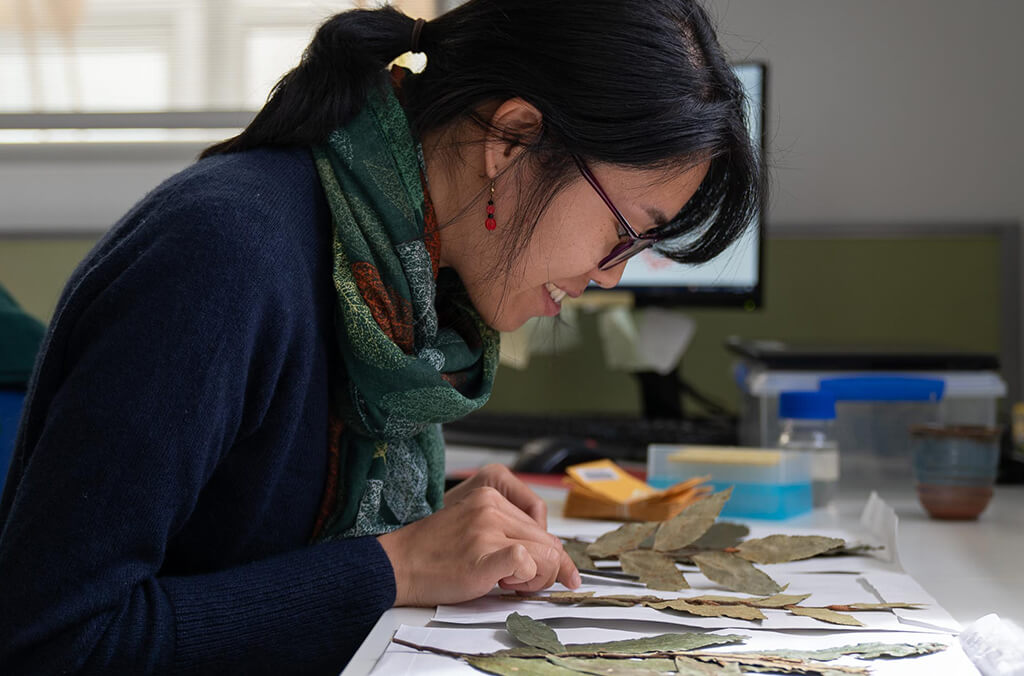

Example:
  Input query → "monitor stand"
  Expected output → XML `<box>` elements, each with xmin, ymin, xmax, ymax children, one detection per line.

<box><xmin>634</xmin><ymin>370</ymin><xmax>684</xmax><ymax>419</ymax></box>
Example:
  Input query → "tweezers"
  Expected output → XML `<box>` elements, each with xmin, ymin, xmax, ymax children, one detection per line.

<box><xmin>578</xmin><ymin>568</ymin><xmax>640</xmax><ymax>581</ymax></box>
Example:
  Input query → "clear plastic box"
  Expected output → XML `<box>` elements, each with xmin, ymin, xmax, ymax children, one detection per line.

<box><xmin>734</xmin><ymin>367</ymin><xmax>1006</xmax><ymax>477</ymax></box>
<box><xmin>647</xmin><ymin>444</ymin><xmax>812</xmax><ymax>520</ymax></box>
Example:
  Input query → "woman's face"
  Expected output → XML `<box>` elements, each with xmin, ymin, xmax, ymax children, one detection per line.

<box><xmin>459</xmin><ymin>159</ymin><xmax>710</xmax><ymax>332</ymax></box>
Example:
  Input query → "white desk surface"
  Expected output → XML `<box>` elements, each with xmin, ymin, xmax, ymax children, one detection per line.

<box><xmin>342</xmin><ymin>446</ymin><xmax>1024</xmax><ymax>675</ymax></box>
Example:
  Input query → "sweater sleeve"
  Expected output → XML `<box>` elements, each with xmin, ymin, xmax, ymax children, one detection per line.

<box><xmin>0</xmin><ymin>201</ymin><xmax>396</xmax><ymax>675</ymax></box>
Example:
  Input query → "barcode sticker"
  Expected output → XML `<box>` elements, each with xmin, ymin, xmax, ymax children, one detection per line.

<box><xmin>574</xmin><ymin>467</ymin><xmax>620</xmax><ymax>483</ymax></box>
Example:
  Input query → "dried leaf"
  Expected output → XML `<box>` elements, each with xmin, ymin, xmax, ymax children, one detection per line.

<box><xmin>686</xmin><ymin>593</ymin><xmax>811</xmax><ymax>608</ymax></box>
<box><xmin>467</xmin><ymin>656</ymin><xmax>579</xmax><ymax>675</ymax></box>
<box><xmin>687</xmin><ymin>653</ymin><xmax>868</xmax><ymax>675</ymax></box>
<box><xmin>744</xmin><ymin>593</ymin><xmax>812</xmax><ymax>608</ymax></box>
<box><xmin>567</xmin><ymin>633</ymin><xmax>747</xmax><ymax>655</ymax></box>
<box><xmin>689</xmin><ymin>522</ymin><xmax>750</xmax><ymax>550</ymax></box>
<box><xmin>619</xmin><ymin>550</ymin><xmax>690</xmax><ymax>591</ymax></box>
<box><xmin>844</xmin><ymin>602</ymin><xmax>926</xmax><ymax>611</ymax></box>
<box><xmin>691</xmin><ymin>551</ymin><xmax>784</xmax><ymax>596</ymax></box>
<box><xmin>653</xmin><ymin>488</ymin><xmax>733</xmax><ymax>552</ymax></box>
<box><xmin>545</xmin><ymin>656</ymin><xmax>667</xmax><ymax>675</ymax></box>
<box><xmin>818</xmin><ymin>543</ymin><xmax>883</xmax><ymax>557</ymax></box>
<box><xmin>788</xmin><ymin>606</ymin><xmax>865</xmax><ymax>626</ymax></box>
<box><xmin>492</xmin><ymin>646</ymin><xmax>551</xmax><ymax>657</ymax></box>
<box><xmin>564</xmin><ymin>541</ymin><xmax>595</xmax><ymax>570</ymax></box>
<box><xmin>577</xmin><ymin>597</ymin><xmax>638</xmax><ymax>608</ymax></box>
<box><xmin>587</xmin><ymin>522</ymin><xmax>660</xmax><ymax>558</ymax></box>
<box><xmin>675</xmin><ymin>655</ymin><xmax>742</xmax><ymax>675</ymax></box>
<box><xmin>758</xmin><ymin>641</ymin><xmax>947</xmax><ymax>661</ymax></box>
<box><xmin>736</xmin><ymin>535</ymin><xmax>845</xmax><ymax>564</ymax></box>
<box><xmin>549</xmin><ymin>591</ymin><xmax>596</xmax><ymax>603</ymax></box>
<box><xmin>644</xmin><ymin>599</ymin><xmax>766</xmax><ymax>621</ymax></box>
<box><xmin>578</xmin><ymin>594</ymin><xmax>664</xmax><ymax>607</ymax></box>
<box><xmin>506</xmin><ymin>612</ymin><xmax>566</xmax><ymax>654</ymax></box>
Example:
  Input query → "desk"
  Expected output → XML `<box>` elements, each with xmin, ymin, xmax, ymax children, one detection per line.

<box><xmin>342</xmin><ymin>447</ymin><xmax>1024</xmax><ymax>675</ymax></box>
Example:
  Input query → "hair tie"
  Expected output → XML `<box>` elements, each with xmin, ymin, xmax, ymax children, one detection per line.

<box><xmin>410</xmin><ymin>18</ymin><xmax>426</xmax><ymax>53</ymax></box>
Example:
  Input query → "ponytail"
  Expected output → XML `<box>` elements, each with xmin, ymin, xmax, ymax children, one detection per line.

<box><xmin>200</xmin><ymin>0</ymin><xmax>764</xmax><ymax>275</ymax></box>
<box><xmin>201</xmin><ymin>7</ymin><xmax>420</xmax><ymax>158</ymax></box>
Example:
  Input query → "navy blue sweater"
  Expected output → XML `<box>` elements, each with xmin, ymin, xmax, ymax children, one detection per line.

<box><xmin>0</xmin><ymin>148</ymin><xmax>397</xmax><ymax>674</ymax></box>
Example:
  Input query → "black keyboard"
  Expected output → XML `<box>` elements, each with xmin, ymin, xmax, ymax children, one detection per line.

<box><xmin>443</xmin><ymin>411</ymin><xmax>737</xmax><ymax>460</ymax></box>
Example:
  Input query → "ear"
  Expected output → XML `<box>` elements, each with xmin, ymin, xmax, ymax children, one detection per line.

<box><xmin>482</xmin><ymin>98</ymin><xmax>544</xmax><ymax>180</ymax></box>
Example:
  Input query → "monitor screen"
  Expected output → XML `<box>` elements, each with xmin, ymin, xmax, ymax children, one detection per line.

<box><xmin>596</xmin><ymin>62</ymin><xmax>766</xmax><ymax>309</ymax></box>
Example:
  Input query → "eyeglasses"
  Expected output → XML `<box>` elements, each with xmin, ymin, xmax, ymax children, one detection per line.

<box><xmin>573</xmin><ymin>155</ymin><xmax>660</xmax><ymax>271</ymax></box>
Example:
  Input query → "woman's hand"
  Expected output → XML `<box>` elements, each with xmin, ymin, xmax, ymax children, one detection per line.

<box><xmin>377</xmin><ymin>486</ymin><xmax>581</xmax><ymax>607</ymax></box>
<box><xmin>443</xmin><ymin>463</ymin><xmax>548</xmax><ymax>527</ymax></box>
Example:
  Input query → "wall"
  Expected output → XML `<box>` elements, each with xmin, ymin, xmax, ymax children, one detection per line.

<box><xmin>1</xmin><ymin>0</ymin><xmax>1020</xmax><ymax>412</ymax></box>
<box><xmin>704</xmin><ymin>0</ymin><xmax>1023</xmax><ymax>227</ymax></box>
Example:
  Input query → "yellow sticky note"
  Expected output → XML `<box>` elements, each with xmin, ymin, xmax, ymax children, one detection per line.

<box><xmin>565</xmin><ymin>459</ymin><xmax>656</xmax><ymax>504</ymax></box>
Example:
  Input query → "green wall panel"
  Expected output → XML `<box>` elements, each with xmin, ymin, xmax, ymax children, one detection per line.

<box><xmin>0</xmin><ymin>234</ymin><xmax>1002</xmax><ymax>417</ymax></box>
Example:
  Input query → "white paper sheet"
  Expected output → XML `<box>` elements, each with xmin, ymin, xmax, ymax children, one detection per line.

<box><xmin>374</xmin><ymin>624</ymin><xmax>978</xmax><ymax>675</ymax></box>
<box><xmin>433</xmin><ymin>570</ymin><xmax>954</xmax><ymax>633</ymax></box>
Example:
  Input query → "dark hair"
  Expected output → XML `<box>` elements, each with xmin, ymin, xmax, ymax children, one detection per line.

<box><xmin>203</xmin><ymin>0</ymin><xmax>763</xmax><ymax>275</ymax></box>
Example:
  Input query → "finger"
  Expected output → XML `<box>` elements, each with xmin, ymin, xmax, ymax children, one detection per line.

<box><xmin>497</xmin><ymin>471</ymin><xmax>548</xmax><ymax>527</ymax></box>
<box><xmin>470</xmin><ymin>488</ymin><xmax>562</xmax><ymax>549</ymax></box>
<box><xmin>556</xmin><ymin>549</ymin><xmax>582</xmax><ymax>589</ymax></box>
<box><xmin>479</xmin><ymin>543</ymin><xmax>537</xmax><ymax>584</ymax></box>
<box><xmin>502</xmin><ymin>548</ymin><xmax>581</xmax><ymax>593</ymax></box>
<box><xmin>478</xmin><ymin>464</ymin><xmax>548</xmax><ymax>527</ymax></box>
<box><xmin>495</xmin><ymin>540</ymin><xmax>561</xmax><ymax>592</ymax></box>
<box><xmin>489</xmin><ymin>502</ymin><xmax>564</xmax><ymax>552</ymax></box>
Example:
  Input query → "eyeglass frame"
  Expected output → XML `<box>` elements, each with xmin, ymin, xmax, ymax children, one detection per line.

<box><xmin>572</xmin><ymin>154</ymin><xmax>661</xmax><ymax>271</ymax></box>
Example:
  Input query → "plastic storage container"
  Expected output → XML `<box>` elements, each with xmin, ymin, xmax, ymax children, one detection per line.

<box><xmin>818</xmin><ymin>376</ymin><xmax>944</xmax><ymax>476</ymax></box>
<box><xmin>778</xmin><ymin>391</ymin><xmax>839</xmax><ymax>507</ymax></box>
<box><xmin>647</xmin><ymin>444</ymin><xmax>812</xmax><ymax>519</ymax></box>
<box><xmin>735</xmin><ymin>367</ymin><xmax>1004</xmax><ymax>474</ymax></box>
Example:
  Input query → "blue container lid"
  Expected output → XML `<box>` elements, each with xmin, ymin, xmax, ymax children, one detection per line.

<box><xmin>779</xmin><ymin>391</ymin><xmax>836</xmax><ymax>420</ymax></box>
<box><xmin>819</xmin><ymin>376</ymin><xmax>944</xmax><ymax>402</ymax></box>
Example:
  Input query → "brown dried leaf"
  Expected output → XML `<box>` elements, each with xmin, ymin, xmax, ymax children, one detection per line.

<box><xmin>619</xmin><ymin>550</ymin><xmax>690</xmax><ymax>591</ymax></box>
<box><xmin>549</xmin><ymin>591</ymin><xmax>596</xmax><ymax>601</ymax></box>
<box><xmin>586</xmin><ymin>522</ymin><xmax>660</xmax><ymax>558</ymax></box>
<box><xmin>578</xmin><ymin>597</ymin><xmax>638</xmax><ymax>608</ymax></box>
<box><xmin>686</xmin><ymin>593</ymin><xmax>812</xmax><ymax>609</ymax></box>
<box><xmin>818</xmin><ymin>543</ymin><xmax>884</xmax><ymax>557</ymax></box>
<box><xmin>744</xmin><ymin>593</ymin><xmax>812</xmax><ymax>608</ymax></box>
<box><xmin>675</xmin><ymin>655</ymin><xmax>741</xmax><ymax>675</ymax></box>
<box><xmin>689</xmin><ymin>521</ymin><xmax>750</xmax><ymax>550</ymax></box>
<box><xmin>845</xmin><ymin>602</ymin><xmax>926</xmax><ymax>611</ymax></box>
<box><xmin>644</xmin><ymin>599</ymin><xmax>767</xmax><ymax>621</ymax></box>
<box><xmin>736</xmin><ymin>535</ymin><xmax>845</xmax><ymax>564</ymax></box>
<box><xmin>564</xmin><ymin>541</ymin><xmax>595</xmax><ymax>571</ymax></box>
<box><xmin>653</xmin><ymin>488</ymin><xmax>733</xmax><ymax>552</ymax></box>
<box><xmin>788</xmin><ymin>606</ymin><xmax>865</xmax><ymax>626</ymax></box>
<box><xmin>691</xmin><ymin>551</ymin><xmax>784</xmax><ymax>596</ymax></box>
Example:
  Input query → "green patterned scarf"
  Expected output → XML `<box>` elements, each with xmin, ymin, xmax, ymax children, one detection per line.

<box><xmin>310</xmin><ymin>69</ymin><xmax>499</xmax><ymax>540</ymax></box>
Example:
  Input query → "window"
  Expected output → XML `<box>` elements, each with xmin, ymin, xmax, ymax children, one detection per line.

<box><xmin>0</xmin><ymin>0</ymin><xmax>443</xmax><ymax>142</ymax></box>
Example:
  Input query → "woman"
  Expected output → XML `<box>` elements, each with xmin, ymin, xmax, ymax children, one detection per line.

<box><xmin>0</xmin><ymin>0</ymin><xmax>762</xmax><ymax>673</ymax></box>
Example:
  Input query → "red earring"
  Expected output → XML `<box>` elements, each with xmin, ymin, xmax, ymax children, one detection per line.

<box><xmin>485</xmin><ymin>182</ymin><xmax>497</xmax><ymax>231</ymax></box>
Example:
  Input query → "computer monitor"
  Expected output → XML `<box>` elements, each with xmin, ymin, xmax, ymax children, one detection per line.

<box><xmin>598</xmin><ymin>62</ymin><xmax>766</xmax><ymax>310</ymax></box>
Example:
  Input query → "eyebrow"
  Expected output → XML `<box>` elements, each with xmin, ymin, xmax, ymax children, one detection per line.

<box><xmin>644</xmin><ymin>206</ymin><xmax>670</xmax><ymax>227</ymax></box>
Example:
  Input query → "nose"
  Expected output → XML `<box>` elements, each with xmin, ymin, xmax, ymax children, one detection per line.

<box><xmin>589</xmin><ymin>262</ymin><xmax>627</xmax><ymax>289</ymax></box>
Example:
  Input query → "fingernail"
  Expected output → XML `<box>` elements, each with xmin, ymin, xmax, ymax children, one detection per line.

<box><xmin>571</xmin><ymin>570</ymin><xmax>581</xmax><ymax>588</ymax></box>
